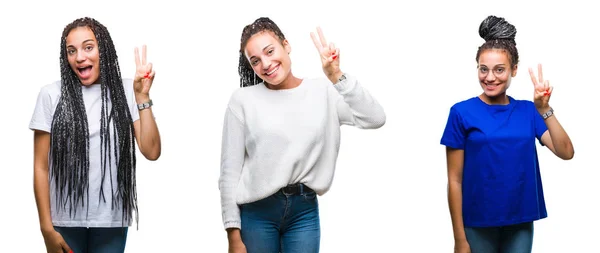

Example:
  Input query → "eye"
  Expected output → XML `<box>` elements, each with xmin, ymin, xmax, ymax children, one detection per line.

<box><xmin>267</xmin><ymin>48</ymin><xmax>274</xmax><ymax>55</ymax></box>
<box><xmin>479</xmin><ymin>67</ymin><xmax>488</xmax><ymax>73</ymax></box>
<box><xmin>85</xmin><ymin>45</ymin><xmax>94</xmax><ymax>51</ymax></box>
<box><xmin>495</xmin><ymin>68</ymin><xmax>505</xmax><ymax>73</ymax></box>
<box><xmin>251</xmin><ymin>59</ymin><xmax>259</xmax><ymax>66</ymax></box>
<box><xmin>67</xmin><ymin>49</ymin><xmax>76</xmax><ymax>55</ymax></box>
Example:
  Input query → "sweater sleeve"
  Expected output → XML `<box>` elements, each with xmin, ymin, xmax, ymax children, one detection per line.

<box><xmin>218</xmin><ymin>105</ymin><xmax>246</xmax><ymax>230</ymax></box>
<box><xmin>333</xmin><ymin>74</ymin><xmax>386</xmax><ymax>129</ymax></box>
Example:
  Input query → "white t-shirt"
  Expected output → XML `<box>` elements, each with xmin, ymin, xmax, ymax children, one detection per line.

<box><xmin>29</xmin><ymin>78</ymin><xmax>139</xmax><ymax>227</ymax></box>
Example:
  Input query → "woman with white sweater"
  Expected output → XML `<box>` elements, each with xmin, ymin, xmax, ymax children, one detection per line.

<box><xmin>219</xmin><ymin>17</ymin><xmax>386</xmax><ymax>253</ymax></box>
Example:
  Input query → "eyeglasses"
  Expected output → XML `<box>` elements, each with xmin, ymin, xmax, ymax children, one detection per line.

<box><xmin>478</xmin><ymin>66</ymin><xmax>509</xmax><ymax>77</ymax></box>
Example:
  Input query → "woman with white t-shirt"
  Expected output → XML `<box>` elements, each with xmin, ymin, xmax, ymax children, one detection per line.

<box><xmin>219</xmin><ymin>17</ymin><xmax>386</xmax><ymax>253</ymax></box>
<box><xmin>30</xmin><ymin>17</ymin><xmax>161</xmax><ymax>253</ymax></box>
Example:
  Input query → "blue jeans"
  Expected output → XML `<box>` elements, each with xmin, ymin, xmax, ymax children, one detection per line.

<box><xmin>465</xmin><ymin>222</ymin><xmax>534</xmax><ymax>253</ymax></box>
<box><xmin>54</xmin><ymin>226</ymin><xmax>128</xmax><ymax>253</ymax></box>
<box><xmin>240</xmin><ymin>185</ymin><xmax>320</xmax><ymax>253</ymax></box>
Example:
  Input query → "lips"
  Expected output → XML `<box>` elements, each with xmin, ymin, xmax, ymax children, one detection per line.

<box><xmin>484</xmin><ymin>82</ymin><xmax>501</xmax><ymax>90</ymax></box>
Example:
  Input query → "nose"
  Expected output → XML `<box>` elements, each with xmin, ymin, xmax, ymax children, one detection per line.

<box><xmin>76</xmin><ymin>51</ymin><xmax>86</xmax><ymax>63</ymax></box>
<box><xmin>261</xmin><ymin>58</ymin><xmax>272</xmax><ymax>71</ymax></box>
<box><xmin>485</xmin><ymin>71</ymin><xmax>496</xmax><ymax>82</ymax></box>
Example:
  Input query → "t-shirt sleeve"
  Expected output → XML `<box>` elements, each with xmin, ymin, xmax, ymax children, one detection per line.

<box><xmin>533</xmin><ymin>104</ymin><xmax>548</xmax><ymax>146</ymax></box>
<box><xmin>440</xmin><ymin>106</ymin><xmax>466</xmax><ymax>149</ymax></box>
<box><xmin>124</xmin><ymin>79</ymin><xmax>140</xmax><ymax>123</ymax></box>
<box><xmin>29</xmin><ymin>87</ymin><xmax>54</xmax><ymax>133</ymax></box>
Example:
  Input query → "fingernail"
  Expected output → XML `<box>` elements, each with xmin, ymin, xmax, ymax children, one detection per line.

<box><xmin>70</xmin><ymin>250</ymin><xmax>73</xmax><ymax>253</ymax></box>
<box><xmin>332</xmin><ymin>55</ymin><xmax>338</xmax><ymax>60</ymax></box>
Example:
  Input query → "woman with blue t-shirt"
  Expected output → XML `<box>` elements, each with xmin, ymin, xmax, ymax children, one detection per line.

<box><xmin>441</xmin><ymin>15</ymin><xmax>574</xmax><ymax>253</ymax></box>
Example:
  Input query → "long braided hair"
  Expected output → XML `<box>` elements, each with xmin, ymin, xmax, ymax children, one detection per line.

<box><xmin>50</xmin><ymin>17</ymin><xmax>137</xmax><ymax>227</ymax></box>
<box><xmin>238</xmin><ymin>17</ymin><xmax>287</xmax><ymax>88</ymax></box>
<box><xmin>476</xmin><ymin>15</ymin><xmax>519</xmax><ymax>68</ymax></box>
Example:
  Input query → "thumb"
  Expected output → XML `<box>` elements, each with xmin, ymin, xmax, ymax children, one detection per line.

<box><xmin>61</xmin><ymin>241</ymin><xmax>72</xmax><ymax>253</ymax></box>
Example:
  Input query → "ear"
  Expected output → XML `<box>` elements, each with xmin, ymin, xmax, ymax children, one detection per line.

<box><xmin>511</xmin><ymin>64</ymin><xmax>518</xmax><ymax>77</ymax></box>
<box><xmin>283</xmin><ymin>39</ymin><xmax>291</xmax><ymax>54</ymax></box>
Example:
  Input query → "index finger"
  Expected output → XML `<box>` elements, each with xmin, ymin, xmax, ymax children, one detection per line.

<box><xmin>537</xmin><ymin>63</ymin><xmax>543</xmax><ymax>83</ymax></box>
<box><xmin>134</xmin><ymin>47</ymin><xmax>141</xmax><ymax>67</ymax></box>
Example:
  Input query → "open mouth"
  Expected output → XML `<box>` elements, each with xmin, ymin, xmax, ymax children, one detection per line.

<box><xmin>77</xmin><ymin>66</ymin><xmax>93</xmax><ymax>79</ymax></box>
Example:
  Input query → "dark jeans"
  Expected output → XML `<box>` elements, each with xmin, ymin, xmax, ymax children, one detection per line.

<box><xmin>54</xmin><ymin>226</ymin><xmax>128</xmax><ymax>253</ymax></box>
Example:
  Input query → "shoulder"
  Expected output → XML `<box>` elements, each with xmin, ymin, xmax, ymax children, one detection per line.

<box><xmin>449</xmin><ymin>97</ymin><xmax>480</xmax><ymax>113</ymax></box>
<box><xmin>39</xmin><ymin>80</ymin><xmax>62</xmax><ymax>97</ymax></box>
<box><xmin>35</xmin><ymin>80</ymin><xmax>62</xmax><ymax>107</ymax></box>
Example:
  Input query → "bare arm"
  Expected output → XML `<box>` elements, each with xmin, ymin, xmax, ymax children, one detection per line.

<box><xmin>33</xmin><ymin>130</ymin><xmax>53</xmax><ymax>233</ymax></box>
<box><xmin>133</xmin><ymin>102</ymin><xmax>161</xmax><ymax>161</ymax></box>
<box><xmin>539</xmin><ymin>111</ymin><xmax>574</xmax><ymax>160</ymax></box>
<box><xmin>446</xmin><ymin>147</ymin><xmax>468</xmax><ymax>243</ymax></box>
<box><xmin>34</xmin><ymin>130</ymin><xmax>72</xmax><ymax>253</ymax></box>
<box><xmin>132</xmin><ymin>45</ymin><xmax>161</xmax><ymax>161</ymax></box>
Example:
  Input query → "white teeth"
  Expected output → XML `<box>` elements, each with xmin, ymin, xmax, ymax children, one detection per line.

<box><xmin>266</xmin><ymin>66</ymin><xmax>279</xmax><ymax>75</ymax></box>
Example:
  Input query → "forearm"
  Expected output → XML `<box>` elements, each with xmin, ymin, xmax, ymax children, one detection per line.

<box><xmin>448</xmin><ymin>181</ymin><xmax>467</xmax><ymax>242</ymax></box>
<box><xmin>136</xmin><ymin>94</ymin><xmax>161</xmax><ymax>160</ymax></box>
<box><xmin>540</xmin><ymin>108</ymin><xmax>574</xmax><ymax>159</ymax></box>
<box><xmin>335</xmin><ymin>74</ymin><xmax>386</xmax><ymax>128</ymax></box>
<box><xmin>34</xmin><ymin>167</ymin><xmax>53</xmax><ymax>232</ymax></box>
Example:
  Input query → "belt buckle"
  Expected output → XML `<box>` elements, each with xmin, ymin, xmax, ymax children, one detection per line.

<box><xmin>282</xmin><ymin>184</ymin><xmax>299</xmax><ymax>195</ymax></box>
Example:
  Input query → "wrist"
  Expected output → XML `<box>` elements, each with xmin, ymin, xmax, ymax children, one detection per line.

<box><xmin>537</xmin><ymin>106</ymin><xmax>551</xmax><ymax>115</ymax></box>
<box><xmin>135</xmin><ymin>93</ymin><xmax>150</xmax><ymax>104</ymax></box>
<box><xmin>226</xmin><ymin>228</ymin><xmax>242</xmax><ymax>242</ymax></box>
<box><xmin>40</xmin><ymin>225</ymin><xmax>54</xmax><ymax>235</ymax></box>
<box><xmin>327</xmin><ymin>70</ymin><xmax>344</xmax><ymax>84</ymax></box>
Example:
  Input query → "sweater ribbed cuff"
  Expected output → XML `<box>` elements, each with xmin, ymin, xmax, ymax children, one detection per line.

<box><xmin>333</xmin><ymin>73</ymin><xmax>356</xmax><ymax>95</ymax></box>
<box><xmin>224</xmin><ymin>221</ymin><xmax>241</xmax><ymax>230</ymax></box>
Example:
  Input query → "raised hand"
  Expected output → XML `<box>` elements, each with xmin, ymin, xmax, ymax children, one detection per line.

<box><xmin>310</xmin><ymin>27</ymin><xmax>343</xmax><ymax>84</ymax></box>
<box><xmin>134</xmin><ymin>45</ymin><xmax>155</xmax><ymax>99</ymax></box>
<box><xmin>529</xmin><ymin>64</ymin><xmax>552</xmax><ymax>111</ymax></box>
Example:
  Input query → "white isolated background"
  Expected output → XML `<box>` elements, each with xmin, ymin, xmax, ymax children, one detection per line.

<box><xmin>0</xmin><ymin>0</ymin><xmax>598</xmax><ymax>252</ymax></box>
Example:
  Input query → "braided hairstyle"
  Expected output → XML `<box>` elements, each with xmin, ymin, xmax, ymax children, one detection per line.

<box><xmin>476</xmin><ymin>15</ymin><xmax>519</xmax><ymax>68</ymax></box>
<box><xmin>50</xmin><ymin>17</ymin><xmax>138</xmax><ymax>227</ymax></box>
<box><xmin>238</xmin><ymin>17</ymin><xmax>287</xmax><ymax>87</ymax></box>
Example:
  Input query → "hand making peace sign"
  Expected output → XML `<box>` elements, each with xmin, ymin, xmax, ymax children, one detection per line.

<box><xmin>310</xmin><ymin>27</ymin><xmax>343</xmax><ymax>84</ymax></box>
<box><xmin>528</xmin><ymin>64</ymin><xmax>552</xmax><ymax>111</ymax></box>
<box><xmin>134</xmin><ymin>45</ymin><xmax>155</xmax><ymax>97</ymax></box>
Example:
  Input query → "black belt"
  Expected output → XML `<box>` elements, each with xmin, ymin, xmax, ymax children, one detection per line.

<box><xmin>281</xmin><ymin>183</ymin><xmax>314</xmax><ymax>195</ymax></box>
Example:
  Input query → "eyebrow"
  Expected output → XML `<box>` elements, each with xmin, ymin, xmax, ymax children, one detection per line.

<box><xmin>66</xmin><ymin>39</ymin><xmax>96</xmax><ymax>48</ymax></box>
<box><xmin>479</xmin><ymin>64</ymin><xmax>506</xmax><ymax>68</ymax></box>
<box><xmin>249</xmin><ymin>44</ymin><xmax>273</xmax><ymax>60</ymax></box>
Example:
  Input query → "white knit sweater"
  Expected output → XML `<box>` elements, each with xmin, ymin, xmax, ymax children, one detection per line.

<box><xmin>219</xmin><ymin>74</ymin><xmax>386</xmax><ymax>229</ymax></box>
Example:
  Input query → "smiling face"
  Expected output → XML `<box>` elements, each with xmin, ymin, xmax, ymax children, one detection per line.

<box><xmin>244</xmin><ymin>31</ymin><xmax>292</xmax><ymax>86</ymax></box>
<box><xmin>65</xmin><ymin>26</ymin><xmax>100</xmax><ymax>86</ymax></box>
<box><xmin>477</xmin><ymin>49</ymin><xmax>517</xmax><ymax>99</ymax></box>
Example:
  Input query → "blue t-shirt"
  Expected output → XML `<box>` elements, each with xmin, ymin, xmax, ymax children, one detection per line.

<box><xmin>440</xmin><ymin>96</ymin><xmax>549</xmax><ymax>227</ymax></box>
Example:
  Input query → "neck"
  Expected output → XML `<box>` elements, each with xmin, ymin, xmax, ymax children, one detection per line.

<box><xmin>266</xmin><ymin>71</ymin><xmax>302</xmax><ymax>90</ymax></box>
<box><xmin>479</xmin><ymin>93</ymin><xmax>509</xmax><ymax>105</ymax></box>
